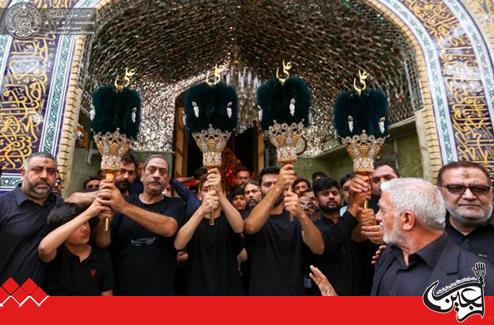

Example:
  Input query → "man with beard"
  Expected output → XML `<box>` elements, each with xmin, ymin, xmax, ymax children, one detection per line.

<box><xmin>96</xmin><ymin>154</ymin><xmax>185</xmax><ymax>295</ymax></box>
<box><xmin>0</xmin><ymin>152</ymin><xmax>63</xmax><ymax>285</ymax></box>
<box><xmin>309</xmin><ymin>177</ymin><xmax>372</xmax><ymax>295</ymax></box>
<box><xmin>237</xmin><ymin>180</ymin><xmax>262</xmax><ymax>292</ymax></box>
<box><xmin>244</xmin><ymin>165</ymin><xmax>324</xmax><ymax>295</ymax></box>
<box><xmin>372</xmin><ymin>178</ymin><xmax>494</xmax><ymax>295</ymax></box>
<box><xmin>370</xmin><ymin>160</ymin><xmax>400</xmax><ymax>198</ymax></box>
<box><xmin>115</xmin><ymin>152</ymin><xmax>138</xmax><ymax>196</ymax></box>
<box><xmin>244</xmin><ymin>180</ymin><xmax>262</xmax><ymax>214</ymax></box>
<box><xmin>293</xmin><ymin>178</ymin><xmax>311</xmax><ymax>197</ymax></box>
<box><xmin>235</xmin><ymin>167</ymin><xmax>251</xmax><ymax>187</ymax></box>
<box><xmin>437</xmin><ymin>161</ymin><xmax>494</xmax><ymax>264</ymax></box>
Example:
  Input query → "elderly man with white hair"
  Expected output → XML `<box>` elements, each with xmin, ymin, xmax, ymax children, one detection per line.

<box><xmin>371</xmin><ymin>178</ymin><xmax>494</xmax><ymax>296</ymax></box>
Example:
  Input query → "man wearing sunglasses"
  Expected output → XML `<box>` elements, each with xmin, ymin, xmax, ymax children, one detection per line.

<box><xmin>437</xmin><ymin>161</ymin><xmax>494</xmax><ymax>264</ymax></box>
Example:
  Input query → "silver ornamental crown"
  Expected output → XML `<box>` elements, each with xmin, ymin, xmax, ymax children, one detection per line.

<box><xmin>192</xmin><ymin>125</ymin><xmax>231</xmax><ymax>168</ymax></box>
<box><xmin>267</xmin><ymin>120</ymin><xmax>304</xmax><ymax>164</ymax></box>
<box><xmin>340</xmin><ymin>131</ymin><xmax>386</xmax><ymax>173</ymax></box>
<box><xmin>93</xmin><ymin>130</ymin><xmax>132</xmax><ymax>171</ymax></box>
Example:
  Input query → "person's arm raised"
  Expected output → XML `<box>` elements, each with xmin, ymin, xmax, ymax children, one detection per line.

<box><xmin>207</xmin><ymin>169</ymin><xmax>244</xmax><ymax>233</ymax></box>
<box><xmin>285</xmin><ymin>189</ymin><xmax>324</xmax><ymax>255</ymax></box>
<box><xmin>244</xmin><ymin>164</ymin><xmax>296</xmax><ymax>234</ymax></box>
<box><xmin>38</xmin><ymin>200</ymin><xmax>104</xmax><ymax>263</ymax></box>
<box><xmin>174</xmin><ymin>191</ymin><xmax>218</xmax><ymax>250</ymax></box>
<box><xmin>97</xmin><ymin>180</ymin><xmax>178</xmax><ymax>237</ymax></box>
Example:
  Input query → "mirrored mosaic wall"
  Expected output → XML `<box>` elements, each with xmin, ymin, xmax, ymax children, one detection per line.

<box><xmin>79</xmin><ymin>0</ymin><xmax>422</xmax><ymax>156</ymax></box>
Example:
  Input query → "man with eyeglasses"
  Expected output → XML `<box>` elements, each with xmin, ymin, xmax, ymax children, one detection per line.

<box><xmin>437</xmin><ymin>161</ymin><xmax>494</xmax><ymax>264</ymax></box>
<box><xmin>371</xmin><ymin>178</ymin><xmax>494</xmax><ymax>295</ymax></box>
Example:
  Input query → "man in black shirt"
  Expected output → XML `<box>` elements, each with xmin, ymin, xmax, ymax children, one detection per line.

<box><xmin>0</xmin><ymin>152</ymin><xmax>62</xmax><ymax>285</ymax></box>
<box><xmin>97</xmin><ymin>154</ymin><xmax>185</xmax><ymax>295</ymax></box>
<box><xmin>371</xmin><ymin>178</ymin><xmax>494</xmax><ymax>295</ymax></box>
<box><xmin>310</xmin><ymin>177</ymin><xmax>371</xmax><ymax>295</ymax></box>
<box><xmin>437</xmin><ymin>161</ymin><xmax>494</xmax><ymax>264</ymax></box>
<box><xmin>244</xmin><ymin>165</ymin><xmax>324</xmax><ymax>295</ymax></box>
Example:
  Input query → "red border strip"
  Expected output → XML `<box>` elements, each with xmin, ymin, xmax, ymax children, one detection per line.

<box><xmin>1</xmin><ymin>297</ymin><xmax>492</xmax><ymax>324</ymax></box>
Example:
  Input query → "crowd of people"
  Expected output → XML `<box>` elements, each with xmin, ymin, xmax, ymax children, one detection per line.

<box><xmin>0</xmin><ymin>151</ymin><xmax>493</xmax><ymax>296</ymax></box>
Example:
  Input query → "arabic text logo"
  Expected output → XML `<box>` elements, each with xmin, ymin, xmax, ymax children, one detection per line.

<box><xmin>423</xmin><ymin>262</ymin><xmax>486</xmax><ymax>322</ymax></box>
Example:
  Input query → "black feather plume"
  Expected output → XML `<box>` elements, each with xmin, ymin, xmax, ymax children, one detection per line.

<box><xmin>333</xmin><ymin>89</ymin><xmax>388</xmax><ymax>139</ymax></box>
<box><xmin>90</xmin><ymin>85</ymin><xmax>141</xmax><ymax>139</ymax></box>
<box><xmin>256</xmin><ymin>76</ymin><xmax>311</xmax><ymax>130</ymax></box>
<box><xmin>184</xmin><ymin>81</ymin><xmax>238</xmax><ymax>133</ymax></box>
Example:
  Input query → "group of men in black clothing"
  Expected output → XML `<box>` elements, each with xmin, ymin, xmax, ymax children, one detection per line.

<box><xmin>0</xmin><ymin>151</ymin><xmax>493</xmax><ymax>296</ymax></box>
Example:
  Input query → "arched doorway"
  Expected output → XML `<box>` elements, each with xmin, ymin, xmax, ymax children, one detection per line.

<box><xmin>1</xmin><ymin>0</ymin><xmax>493</xmax><ymax>193</ymax></box>
<box><xmin>73</xmin><ymin>0</ymin><xmax>429</xmax><ymax>192</ymax></box>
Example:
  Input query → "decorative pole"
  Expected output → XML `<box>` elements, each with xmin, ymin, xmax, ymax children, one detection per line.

<box><xmin>256</xmin><ymin>61</ymin><xmax>311</xmax><ymax>221</ymax></box>
<box><xmin>184</xmin><ymin>65</ymin><xmax>238</xmax><ymax>226</ymax></box>
<box><xmin>333</xmin><ymin>70</ymin><xmax>389</xmax><ymax>224</ymax></box>
<box><xmin>90</xmin><ymin>68</ymin><xmax>141</xmax><ymax>231</ymax></box>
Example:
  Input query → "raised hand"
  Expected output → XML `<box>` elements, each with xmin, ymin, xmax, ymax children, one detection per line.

<box><xmin>309</xmin><ymin>265</ymin><xmax>337</xmax><ymax>296</ymax></box>
<box><xmin>97</xmin><ymin>179</ymin><xmax>128</xmax><ymax>213</ymax></box>
<box><xmin>275</xmin><ymin>164</ymin><xmax>297</xmax><ymax>190</ymax></box>
<box><xmin>348</xmin><ymin>174</ymin><xmax>371</xmax><ymax>214</ymax></box>
<box><xmin>284</xmin><ymin>188</ymin><xmax>304</xmax><ymax>218</ymax></box>
<box><xmin>205</xmin><ymin>168</ymin><xmax>222</xmax><ymax>194</ymax></box>
<box><xmin>201</xmin><ymin>190</ymin><xmax>219</xmax><ymax>214</ymax></box>
<box><xmin>85</xmin><ymin>197</ymin><xmax>107</xmax><ymax>217</ymax></box>
<box><xmin>358</xmin><ymin>207</ymin><xmax>377</xmax><ymax>226</ymax></box>
<box><xmin>361</xmin><ymin>224</ymin><xmax>384</xmax><ymax>245</ymax></box>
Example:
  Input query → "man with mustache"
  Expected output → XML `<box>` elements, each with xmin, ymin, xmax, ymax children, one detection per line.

<box><xmin>244</xmin><ymin>165</ymin><xmax>324</xmax><ymax>295</ymax></box>
<box><xmin>0</xmin><ymin>152</ymin><xmax>63</xmax><ymax>285</ymax></box>
<box><xmin>309</xmin><ymin>177</ymin><xmax>372</xmax><ymax>295</ymax></box>
<box><xmin>243</xmin><ymin>180</ymin><xmax>262</xmax><ymax>213</ymax></box>
<box><xmin>372</xmin><ymin>178</ymin><xmax>494</xmax><ymax>295</ymax></box>
<box><xmin>96</xmin><ymin>154</ymin><xmax>185</xmax><ymax>295</ymax></box>
<box><xmin>115</xmin><ymin>152</ymin><xmax>138</xmax><ymax>196</ymax></box>
<box><xmin>437</xmin><ymin>161</ymin><xmax>494</xmax><ymax>264</ymax></box>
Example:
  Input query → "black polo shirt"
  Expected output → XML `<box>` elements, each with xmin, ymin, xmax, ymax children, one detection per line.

<box><xmin>0</xmin><ymin>187</ymin><xmax>62</xmax><ymax>285</ymax></box>
<box><xmin>43</xmin><ymin>245</ymin><xmax>113</xmax><ymax>295</ymax></box>
<box><xmin>377</xmin><ymin>234</ymin><xmax>447</xmax><ymax>296</ymax></box>
<box><xmin>445</xmin><ymin>215</ymin><xmax>494</xmax><ymax>264</ymax></box>
<box><xmin>110</xmin><ymin>194</ymin><xmax>185</xmax><ymax>295</ymax></box>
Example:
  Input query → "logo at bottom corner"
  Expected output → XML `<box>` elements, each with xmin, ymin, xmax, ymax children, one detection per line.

<box><xmin>0</xmin><ymin>278</ymin><xmax>49</xmax><ymax>307</ymax></box>
<box><xmin>422</xmin><ymin>262</ymin><xmax>486</xmax><ymax>322</ymax></box>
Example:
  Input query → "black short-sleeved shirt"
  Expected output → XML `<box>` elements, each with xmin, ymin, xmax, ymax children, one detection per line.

<box><xmin>0</xmin><ymin>187</ymin><xmax>62</xmax><ymax>285</ymax></box>
<box><xmin>245</xmin><ymin>210</ymin><xmax>306</xmax><ymax>295</ymax></box>
<box><xmin>43</xmin><ymin>245</ymin><xmax>113</xmax><ymax>295</ymax></box>
<box><xmin>184</xmin><ymin>213</ymin><xmax>244</xmax><ymax>295</ymax></box>
<box><xmin>312</xmin><ymin>212</ymin><xmax>371</xmax><ymax>295</ymax></box>
<box><xmin>445</xmin><ymin>215</ymin><xmax>494</xmax><ymax>264</ymax></box>
<box><xmin>110</xmin><ymin>194</ymin><xmax>185</xmax><ymax>295</ymax></box>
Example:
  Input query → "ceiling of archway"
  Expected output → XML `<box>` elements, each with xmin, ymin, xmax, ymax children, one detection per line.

<box><xmin>81</xmin><ymin>0</ymin><xmax>422</xmax><ymax>156</ymax></box>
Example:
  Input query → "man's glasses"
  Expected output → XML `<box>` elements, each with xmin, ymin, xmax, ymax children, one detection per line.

<box><xmin>442</xmin><ymin>184</ymin><xmax>491</xmax><ymax>196</ymax></box>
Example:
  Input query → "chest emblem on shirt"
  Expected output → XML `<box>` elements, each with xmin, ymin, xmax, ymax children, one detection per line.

<box><xmin>89</xmin><ymin>269</ymin><xmax>97</xmax><ymax>278</ymax></box>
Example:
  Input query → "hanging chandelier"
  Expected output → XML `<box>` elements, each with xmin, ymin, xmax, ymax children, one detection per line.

<box><xmin>224</xmin><ymin>64</ymin><xmax>262</xmax><ymax>134</ymax></box>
